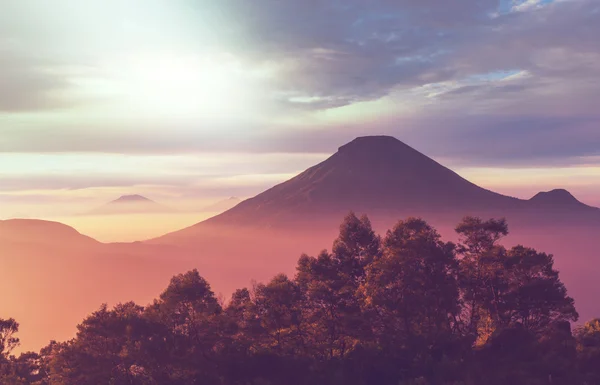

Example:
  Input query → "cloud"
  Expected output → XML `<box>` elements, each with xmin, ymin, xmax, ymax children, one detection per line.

<box><xmin>0</xmin><ymin>152</ymin><xmax>327</xmax><ymax>194</ymax></box>
<box><xmin>0</xmin><ymin>44</ymin><xmax>73</xmax><ymax>111</ymax></box>
<box><xmin>208</xmin><ymin>0</ymin><xmax>598</xmax><ymax>109</ymax></box>
<box><xmin>0</xmin><ymin>0</ymin><xmax>599</xmax><ymax>170</ymax></box>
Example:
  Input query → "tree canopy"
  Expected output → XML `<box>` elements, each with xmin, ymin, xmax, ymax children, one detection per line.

<box><xmin>1</xmin><ymin>214</ymin><xmax>597</xmax><ymax>385</ymax></box>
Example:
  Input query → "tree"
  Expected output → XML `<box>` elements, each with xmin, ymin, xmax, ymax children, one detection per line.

<box><xmin>45</xmin><ymin>302</ymin><xmax>164</xmax><ymax>385</ymax></box>
<box><xmin>0</xmin><ymin>318</ymin><xmax>20</xmax><ymax>359</ymax></box>
<box><xmin>295</xmin><ymin>250</ymin><xmax>347</xmax><ymax>359</ymax></box>
<box><xmin>502</xmin><ymin>246</ymin><xmax>578</xmax><ymax>332</ymax></box>
<box><xmin>575</xmin><ymin>319</ymin><xmax>600</xmax><ymax>384</ymax></box>
<box><xmin>147</xmin><ymin>269</ymin><xmax>223</xmax><ymax>384</ymax></box>
<box><xmin>332</xmin><ymin>212</ymin><xmax>381</xmax><ymax>284</ymax></box>
<box><xmin>294</xmin><ymin>213</ymin><xmax>381</xmax><ymax>361</ymax></box>
<box><xmin>0</xmin><ymin>214</ymin><xmax>588</xmax><ymax>385</ymax></box>
<box><xmin>0</xmin><ymin>351</ymin><xmax>45</xmax><ymax>384</ymax></box>
<box><xmin>456</xmin><ymin>218</ymin><xmax>579</xmax><ymax>384</ymax></box>
<box><xmin>456</xmin><ymin>217</ymin><xmax>578</xmax><ymax>344</ymax></box>
<box><xmin>253</xmin><ymin>274</ymin><xmax>305</xmax><ymax>355</ymax></box>
<box><xmin>361</xmin><ymin>218</ymin><xmax>462</xmax><ymax>383</ymax></box>
<box><xmin>455</xmin><ymin>217</ymin><xmax>509</xmax><ymax>341</ymax></box>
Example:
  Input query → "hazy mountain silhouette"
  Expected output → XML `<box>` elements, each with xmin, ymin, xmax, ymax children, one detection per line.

<box><xmin>113</xmin><ymin>194</ymin><xmax>152</xmax><ymax>203</ymax></box>
<box><xmin>157</xmin><ymin>136</ymin><xmax>600</xmax><ymax>242</ymax></box>
<box><xmin>0</xmin><ymin>219</ymin><xmax>99</xmax><ymax>248</ymax></box>
<box><xmin>210</xmin><ymin>136</ymin><xmax>523</xmax><ymax>225</ymax></box>
<box><xmin>3</xmin><ymin>135</ymin><xmax>600</xmax><ymax>352</ymax></box>
<box><xmin>200</xmin><ymin>197</ymin><xmax>241</xmax><ymax>213</ymax></box>
<box><xmin>529</xmin><ymin>189</ymin><xmax>597</xmax><ymax>210</ymax></box>
<box><xmin>87</xmin><ymin>194</ymin><xmax>174</xmax><ymax>215</ymax></box>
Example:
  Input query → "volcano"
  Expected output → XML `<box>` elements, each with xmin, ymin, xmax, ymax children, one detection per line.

<box><xmin>156</xmin><ymin>136</ymin><xmax>533</xmax><ymax>240</ymax></box>
<box><xmin>152</xmin><ymin>135</ymin><xmax>600</xmax><ymax>263</ymax></box>
<box><xmin>87</xmin><ymin>195</ymin><xmax>174</xmax><ymax>215</ymax></box>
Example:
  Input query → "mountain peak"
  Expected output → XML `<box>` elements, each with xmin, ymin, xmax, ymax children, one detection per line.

<box><xmin>530</xmin><ymin>189</ymin><xmax>584</xmax><ymax>207</ymax></box>
<box><xmin>86</xmin><ymin>195</ymin><xmax>173</xmax><ymax>215</ymax></box>
<box><xmin>188</xmin><ymin>135</ymin><xmax>519</xmax><ymax>230</ymax></box>
<box><xmin>113</xmin><ymin>194</ymin><xmax>152</xmax><ymax>203</ymax></box>
<box><xmin>338</xmin><ymin>135</ymin><xmax>409</xmax><ymax>153</ymax></box>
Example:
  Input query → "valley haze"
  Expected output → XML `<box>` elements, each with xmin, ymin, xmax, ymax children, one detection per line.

<box><xmin>1</xmin><ymin>136</ymin><xmax>598</xmax><ymax>353</ymax></box>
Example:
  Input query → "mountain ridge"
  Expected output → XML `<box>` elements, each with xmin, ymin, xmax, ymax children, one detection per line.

<box><xmin>0</xmin><ymin>218</ymin><xmax>100</xmax><ymax>247</ymax></box>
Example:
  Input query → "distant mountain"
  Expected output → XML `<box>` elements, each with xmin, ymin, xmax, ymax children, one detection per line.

<box><xmin>200</xmin><ymin>197</ymin><xmax>242</xmax><ymax>213</ymax></box>
<box><xmin>0</xmin><ymin>219</ymin><xmax>203</xmax><ymax>354</ymax></box>
<box><xmin>155</xmin><ymin>136</ymin><xmax>526</xmax><ymax>239</ymax></box>
<box><xmin>529</xmin><ymin>189</ymin><xmax>596</xmax><ymax>210</ymax></box>
<box><xmin>112</xmin><ymin>194</ymin><xmax>152</xmax><ymax>203</ymax></box>
<box><xmin>191</xmin><ymin>136</ymin><xmax>521</xmax><ymax>227</ymax></box>
<box><xmin>160</xmin><ymin>136</ymin><xmax>600</xmax><ymax>234</ymax></box>
<box><xmin>87</xmin><ymin>195</ymin><xmax>174</xmax><ymax>215</ymax></box>
<box><xmin>0</xmin><ymin>219</ymin><xmax>99</xmax><ymax>248</ymax></box>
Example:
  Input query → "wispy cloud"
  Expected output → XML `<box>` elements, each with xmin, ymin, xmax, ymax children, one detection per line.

<box><xmin>0</xmin><ymin>0</ymin><xmax>599</xmax><ymax>212</ymax></box>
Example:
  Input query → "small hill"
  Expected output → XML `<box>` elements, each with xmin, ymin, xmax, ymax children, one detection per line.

<box><xmin>529</xmin><ymin>189</ymin><xmax>594</xmax><ymax>210</ymax></box>
<box><xmin>87</xmin><ymin>195</ymin><xmax>173</xmax><ymax>215</ymax></box>
<box><xmin>0</xmin><ymin>219</ymin><xmax>99</xmax><ymax>248</ymax></box>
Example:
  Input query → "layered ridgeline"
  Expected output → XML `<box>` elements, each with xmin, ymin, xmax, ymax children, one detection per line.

<box><xmin>1</xmin><ymin>135</ymin><xmax>600</xmax><ymax>353</ymax></box>
<box><xmin>0</xmin><ymin>219</ymin><xmax>100</xmax><ymax>249</ymax></box>
<box><xmin>3</xmin><ymin>214</ymin><xmax>600</xmax><ymax>384</ymax></box>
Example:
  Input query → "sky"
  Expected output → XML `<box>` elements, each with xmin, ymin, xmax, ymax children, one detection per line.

<box><xmin>1</xmin><ymin>0</ymin><xmax>600</xmax><ymax>226</ymax></box>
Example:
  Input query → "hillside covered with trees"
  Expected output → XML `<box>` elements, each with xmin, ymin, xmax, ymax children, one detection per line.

<box><xmin>1</xmin><ymin>214</ymin><xmax>599</xmax><ymax>385</ymax></box>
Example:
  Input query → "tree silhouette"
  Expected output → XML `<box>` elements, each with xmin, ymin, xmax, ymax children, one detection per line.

<box><xmin>2</xmin><ymin>215</ymin><xmax>597</xmax><ymax>385</ymax></box>
<box><xmin>361</xmin><ymin>218</ymin><xmax>461</xmax><ymax>383</ymax></box>
<box><xmin>0</xmin><ymin>318</ymin><xmax>20</xmax><ymax>359</ymax></box>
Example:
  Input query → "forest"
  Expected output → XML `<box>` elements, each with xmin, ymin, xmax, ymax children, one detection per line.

<box><xmin>1</xmin><ymin>214</ymin><xmax>599</xmax><ymax>385</ymax></box>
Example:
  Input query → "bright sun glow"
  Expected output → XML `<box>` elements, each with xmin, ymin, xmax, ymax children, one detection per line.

<box><xmin>117</xmin><ymin>53</ymin><xmax>265</xmax><ymax>122</ymax></box>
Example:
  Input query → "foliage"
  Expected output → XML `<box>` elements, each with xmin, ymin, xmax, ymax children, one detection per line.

<box><xmin>1</xmin><ymin>214</ymin><xmax>596</xmax><ymax>385</ymax></box>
